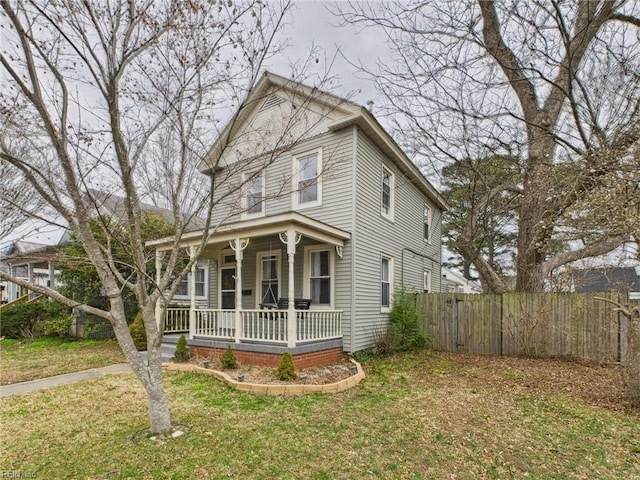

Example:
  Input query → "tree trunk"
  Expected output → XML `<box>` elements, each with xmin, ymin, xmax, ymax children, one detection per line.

<box><xmin>110</xmin><ymin>308</ymin><xmax>173</xmax><ymax>434</ymax></box>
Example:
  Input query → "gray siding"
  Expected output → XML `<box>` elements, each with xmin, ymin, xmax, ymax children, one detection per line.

<box><xmin>211</xmin><ymin>129</ymin><xmax>354</xmax><ymax>230</ymax></box>
<box><xmin>351</xmin><ymin>130</ymin><xmax>443</xmax><ymax>352</ymax></box>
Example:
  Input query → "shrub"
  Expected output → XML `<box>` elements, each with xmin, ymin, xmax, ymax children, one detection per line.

<box><xmin>128</xmin><ymin>311</ymin><xmax>147</xmax><ymax>351</ymax></box>
<box><xmin>388</xmin><ymin>290</ymin><xmax>430</xmax><ymax>352</ymax></box>
<box><xmin>220</xmin><ymin>346</ymin><xmax>238</xmax><ymax>369</ymax></box>
<box><xmin>276</xmin><ymin>352</ymin><xmax>297</xmax><ymax>381</ymax></box>
<box><xmin>174</xmin><ymin>334</ymin><xmax>190</xmax><ymax>362</ymax></box>
<box><xmin>44</xmin><ymin>314</ymin><xmax>73</xmax><ymax>337</ymax></box>
<box><xmin>0</xmin><ymin>300</ymin><xmax>68</xmax><ymax>339</ymax></box>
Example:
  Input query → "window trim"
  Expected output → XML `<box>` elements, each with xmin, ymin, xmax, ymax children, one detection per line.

<box><xmin>303</xmin><ymin>245</ymin><xmax>334</xmax><ymax>308</ymax></box>
<box><xmin>255</xmin><ymin>250</ymin><xmax>281</xmax><ymax>308</ymax></box>
<box><xmin>173</xmin><ymin>260</ymin><xmax>209</xmax><ymax>301</ymax></box>
<box><xmin>292</xmin><ymin>148</ymin><xmax>323</xmax><ymax>209</ymax></box>
<box><xmin>241</xmin><ymin>170</ymin><xmax>265</xmax><ymax>219</ymax></box>
<box><xmin>381</xmin><ymin>254</ymin><xmax>394</xmax><ymax>312</ymax></box>
<box><xmin>423</xmin><ymin>204</ymin><xmax>432</xmax><ymax>243</ymax></box>
<box><xmin>381</xmin><ymin>165</ymin><xmax>394</xmax><ymax>221</ymax></box>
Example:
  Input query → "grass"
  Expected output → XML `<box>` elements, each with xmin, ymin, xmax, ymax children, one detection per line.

<box><xmin>0</xmin><ymin>337</ymin><xmax>125</xmax><ymax>385</ymax></box>
<box><xmin>1</xmin><ymin>350</ymin><xmax>638</xmax><ymax>479</ymax></box>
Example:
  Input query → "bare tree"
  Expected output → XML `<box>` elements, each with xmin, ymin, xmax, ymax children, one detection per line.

<box><xmin>0</xmin><ymin>0</ymin><xmax>336</xmax><ymax>434</ymax></box>
<box><xmin>336</xmin><ymin>0</ymin><xmax>640</xmax><ymax>292</ymax></box>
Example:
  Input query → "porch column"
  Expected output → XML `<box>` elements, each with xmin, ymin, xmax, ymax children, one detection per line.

<box><xmin>189</xmin><ymin>246</ymin><xmax>197</xmax><ymax>340</ymax></box>
<box><xmin>9</xmin><ymin>265</ymin><xmax>17</xmax><ymax>300</ymax></box>
<box><xmin>285</xmin><ymin>229</ymin><xmax>300</xmax><ymax>348</ymax></box>
<box><xmin>28</xmin><ymin>263</ymin><xmax>34</xmax><ymax>299</ymax></box>
<box><xmin>231</xmin><ymin>238</ymin><xmax>249</xmax><ymax>344</ymax></box>
<box><xmin>48</xmin><ymin>262</ymin><xmax>55</xmax><ymax>290</ymax></box>
<box><xmin>155</xmin><ymin>250</ymin><xmax>163</xmax><ymax>331</ymax></box>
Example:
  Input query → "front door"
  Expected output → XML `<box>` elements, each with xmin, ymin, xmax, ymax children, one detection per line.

<box><xmin>220</xmin><ymin>267</ymin><xmax>236</xmax><ymax>309</ymax></box>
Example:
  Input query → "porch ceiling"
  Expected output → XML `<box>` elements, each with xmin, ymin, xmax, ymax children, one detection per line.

<box><xmin>149</xmin><ymin>211</ymin><xmax>350</xmax><ymax>252</ymax></box>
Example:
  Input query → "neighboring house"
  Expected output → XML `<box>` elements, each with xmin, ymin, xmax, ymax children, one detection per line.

<box><xmin>440</xmin><ymin>267</ymin><xmax>483</xmax><ymax>294</ymax></box>
<box><xmin>571</xmin><ymin>266</ymin><xmax>640</xmax><ymax>300</ymax></box>
<box><xmin>0</xmin><ymin>236</ymin><xmax>68</xmax><ymax>303</ymax></box>
<box><xmin>149</xmin><ymin>71</ymin><xmax>449</xmax><ymax>366</ymax></box>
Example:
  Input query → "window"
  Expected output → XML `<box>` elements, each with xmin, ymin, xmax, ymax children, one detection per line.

<box><xmin>304</xmin><ymin>246</ymin><xmax>333</xmax><ymax>307</ymax></box>
<box><xmin>381</xmin><ymin>166</ymin><xmax>394</xmax><ymax>219</ymax></box>
<box><xmin>258</xmin><ymin>253</ymin><xmax>280</xmax><ymax>305</ymax></box>
<box><xmin>423</xmin><ymin>205</ymin><xmax>432</xmax><ymax>242</ymax></box>
<box><xmin>423</xmin><ymin>270</ymin><xmax>431</xmax><ymax>293</ymax></box>
<box><xmin>381</xmin><ymin>255</ymin><xmax>393</xmax><ymax>310</ymax></box>
<box><xmin>175</xmin><ymin>263</ymin><xmax>208</xmax><ymax>299</ymax></box>
<box><xmin>293</xmin><ymin>149</ymin><xmax>322</xmax><ymax>207</ymax></box>
<box><xmin>310</xmin><ymin>250</ymin><xmax>331</xmax><ymax>305</ymax></box>
<box><xmin>242</xmin><ymin>170</ymin><xmax>264</xmax><ymax>217</ymax></box>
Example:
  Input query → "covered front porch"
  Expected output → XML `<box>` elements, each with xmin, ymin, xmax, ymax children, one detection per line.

<box><xmin>154</xmin><ymin>212</ymin><xmax>350</xmax><ymax>351</ymax></box>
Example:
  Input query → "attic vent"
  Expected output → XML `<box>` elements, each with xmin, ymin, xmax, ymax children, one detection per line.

<box><xmin>260</xmin><ymin>94</ymin><xmax>284</xmax><ymax>111</ymax></box>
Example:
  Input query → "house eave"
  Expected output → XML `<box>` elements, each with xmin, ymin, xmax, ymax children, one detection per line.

<box><xmin>147</xmin><ymin>211</ymin><xmax>351</xmax><ymax>251</ymax></box>
<box><xmin>328</xmin><ymin>110</ymin><xmax>450</xmax><ymax>212</ymax></box>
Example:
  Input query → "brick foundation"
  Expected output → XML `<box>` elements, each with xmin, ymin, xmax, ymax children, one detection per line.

<box><xmin>190</xmin><ymin>345</ymin><xmax>345</xmax><ymax>369</ymax></box>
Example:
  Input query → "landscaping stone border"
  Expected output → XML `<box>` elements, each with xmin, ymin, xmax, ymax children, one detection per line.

<box><xmin>164</xmin><ymin>359</ymin><xmax>365</xmax><ymax>396</ymax></box>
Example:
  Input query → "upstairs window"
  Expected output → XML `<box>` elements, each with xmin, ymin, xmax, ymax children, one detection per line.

<box><xmin>243</xmin><ymin>170</ymin><xmax>264</xmax><ymax>217</ymax></box>
<box><xmin>294</xmin><ymin>149</ymin><xmax>322</xmax><ymax>208</ymax></box>
<box><xmin>423</xmin><ymin>205</ymin><xmax>432</xmax><ymax>242</ymax></box>
<box><xmin>381</xmin><ymin>166</ymin><xmax>394</xmax><ymax>219</ymax></box>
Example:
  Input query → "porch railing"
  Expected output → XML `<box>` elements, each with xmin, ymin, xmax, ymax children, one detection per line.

<box><xmin>164</xmin><ymin>308</ymin><xmax>190</xmax><ymax>333</ymax></box>
<box><xmin>164</xmin><ymin>308</ymin><xmax>342</xmax><ymax>346</ymax></box>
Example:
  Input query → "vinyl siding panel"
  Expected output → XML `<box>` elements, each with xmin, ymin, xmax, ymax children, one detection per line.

<box><xmin>352</xmin><ymin>131</ymin><xmax>443</xmax><ymax>352</ymax></box>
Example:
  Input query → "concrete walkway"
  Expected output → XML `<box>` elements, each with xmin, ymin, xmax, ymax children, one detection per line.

<box><xmin>0</xmin><ymin>364</ymin><xmax>132</xmax><ymax>397</ymax></box>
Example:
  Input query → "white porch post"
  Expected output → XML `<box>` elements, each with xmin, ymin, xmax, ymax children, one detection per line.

<box><xmin>9</xmin><ymin>265</ymin><xmax>17</xmax><ymax>300</ymax></box>
<box><xmin>27</xmin><ymin>263</ymin><xmax>34</xmax><ymax>299</ymax></box>
<box><xmin>48</xmin><ymin>262</ymin><xmax>55</xmax><ymax>290</ymax></box>
<box><xmin>286</xmin><ymin>229</ymin><xmax>298</xmax><ymax>348</ymax></box>
<box><xmin>231</xmin><ymin>238</ymin><xmax>248</xmax><ymax>344</ymax></box>
<box><xmin>155</xmin><ymin>250</ymin><xmax>163</xmax><ymax>331</ymax></box>
<box><xmin>189</xmin><ymin>246</ymin><xmax>197</xmax><ymax>340</ymax></box>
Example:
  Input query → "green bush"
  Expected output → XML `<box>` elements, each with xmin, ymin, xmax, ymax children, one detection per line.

<box><xmin>43</xmin><ymin>314</ymin><xmax>73</xmax><ymax>337</ymax></box>
<box><xmin>0</xmin><ymin>300</ymin><xmax>68</xmax><ymax>339</ymax></box>
<box><xmin>220</xmin><ymin>346</ymin><xmax>238</xmax><ymax>369</ymax></box>
<box><xmin>387</xmin><ymin>290</ymin><xmax>430</xmax><ymax>353</ymax></box>
<box><xmin>174</xmin><ymin>334</ymin><xmax>190</xmax><ymax>362</ymax></box>
<box><xmin>129</xmin><ymin>311</ymin><xmax>147</xmax><ymax>351</ymax></box>
<box><xmin>276</xmin><ymin>352</ymin><xmax>297</xmax><ymax>381</ymax></box>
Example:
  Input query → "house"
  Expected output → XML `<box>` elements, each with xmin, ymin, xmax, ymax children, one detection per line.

<box><xmin>148</xmin><ymin>71</ymin><xmax>448</xmax><ymax>367</ymax></box>
<box><xmin>0</xmin><ymin>236</ymin><xmax>68</xmax><ymax>304</ymax></box>
<box><xmin>440</xmin><ymin>267</ymin><xmax>483</xmax><ymax>294</ymax></box>
<box><xmin>571</xmin><ymin>266</ymin><xmax>640</xmax><ymax>300</ymax></box>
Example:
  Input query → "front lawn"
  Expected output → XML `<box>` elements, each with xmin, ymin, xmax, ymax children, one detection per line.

<box><xmin>1</xmin><ymin>351</ymin><xmax>638</xmax><ymax>479</ymax></box>
<box><xmin>0</xmin><ymin>337</ymin><xmax>125</xmax><ymax>385</ymax></box>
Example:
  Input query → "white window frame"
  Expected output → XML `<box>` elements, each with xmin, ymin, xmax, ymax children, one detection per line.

<box><xmin>381</xmin><ymin>165</ymin><xmax>394</xmax><ymax>220</ymax></box>
<box><xmin>173</xmin><ymin>260</ymin><xmax>209</xmax><ymax>301</ymax></box>
<box><xmin>381</xmin><ymin>254</ymin><xmax>394</xmax><ymax>312</ymax></box>
<box><xmin>423</xmin><ymin>269</ymin><xmax>432</xmax><ymax>293</ymax></box>
<box><xmin>255</xmin><ymin>250</ymin><xmax>281</xmax><ymax>307</ymax></box>
<box><xmin>241</xmin><ymin>170</ymin><xmax>265</xmax><ymax>219</ymax></box>
<box><xmin>292</xmin><ymin>148</ymin><xmax>322</xmax><ymax>209</ymax></box>
<box><xmin>303</xmin><ymin>245</ymin><xmax>334</xmax><ymax>308</ymax></box>
<box><xmin>424</xmin><ymin>204</ymin><xmax>432</xmax><ymax>243</ymax></box>
<box><xmin>218</xmin><ymin>250</ymin><xmax>236</xmax><ymax>310</ymax></box>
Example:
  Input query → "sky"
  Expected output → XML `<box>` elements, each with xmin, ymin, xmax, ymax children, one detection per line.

<box><xmin>270</xmin><ymin>1</ymin><xmax>389</xmax><ymax>106</ymax></box>
<box><xmin>1</xmin><ymin>1</ymin><xmax>392</xmax><ymax>247</ymax></box>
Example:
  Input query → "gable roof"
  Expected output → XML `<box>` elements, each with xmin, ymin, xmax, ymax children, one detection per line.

<box><xmin>200</xmin><ymin>71</ymin><xmax>449</xmax><ymax>211</ymax></box>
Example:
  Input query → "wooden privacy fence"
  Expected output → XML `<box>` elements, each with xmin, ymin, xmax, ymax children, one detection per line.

<box><xmin>418</xmin><ymin>291</ymin><xmax>631</xmax><ymax>364</ymax></box>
